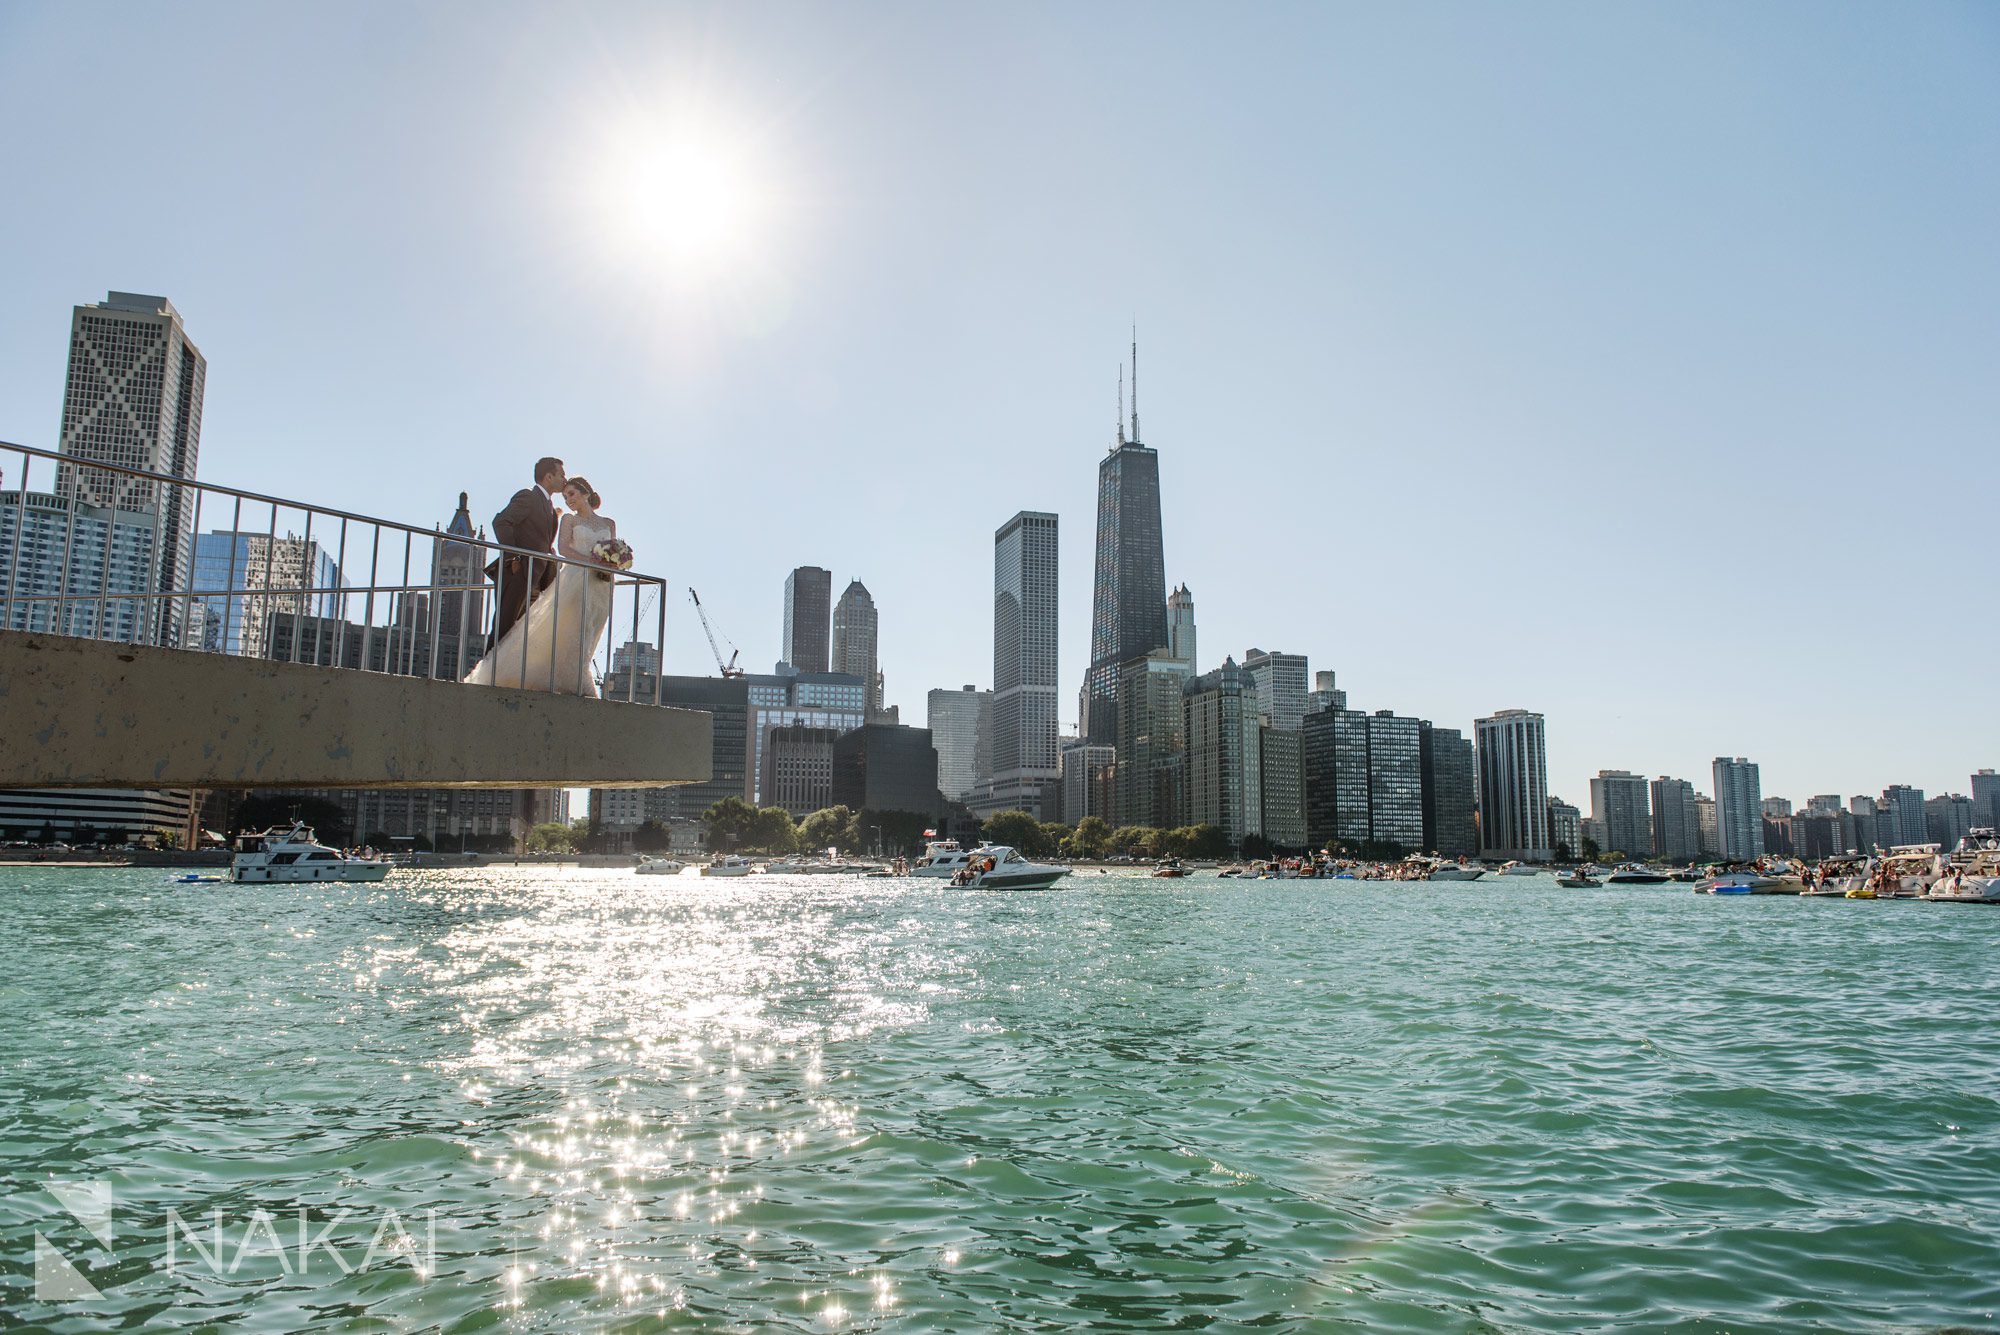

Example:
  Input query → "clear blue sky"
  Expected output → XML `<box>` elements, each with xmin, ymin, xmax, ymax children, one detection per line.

<box><xmin>3</xmin><ymin>1</ymin><xmax>1995</xmax><ymax>807</ymax></box>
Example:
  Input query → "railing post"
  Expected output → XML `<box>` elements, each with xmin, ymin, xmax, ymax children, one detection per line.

<box><xmin>224</xmin><ymin>497</ymin><xmax>243</xmax><ymax>654</ymax></box>
<box><xmin>3</xmin><ymin>451</ymin><xmax>27</xmax><ymax>631</ymax></box>
<box><xmin>293</xmin><ymin>509</ymin><xmax>313</xmax><ymax>665</ymax></box>
<box><xmin>181</xmin><ymin>482</ymin><xmax>204</xmax><ymax>651</ymax></box>
<box><xmin>654</xmin><ymin>581</ymin><xmax>666</xmax><ymax>706</ymax></box>
<box><xmin>55</xmin><ymin>478</ymin><xmax>79</xmax><ymax>637</ymax></box>
<box><xmin>332</xmin><ymin>518</ymin><xmax>350</xmax><ymax>669</ymax></box>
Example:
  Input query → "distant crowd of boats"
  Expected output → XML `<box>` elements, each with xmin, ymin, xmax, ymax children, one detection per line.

<box><xmin>204</xmin><ymin>823</ymin><xmax>2000</xmax><ymax>903</ymax></box>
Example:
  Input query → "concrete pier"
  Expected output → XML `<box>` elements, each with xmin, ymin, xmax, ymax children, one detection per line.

<box><xmin>0</xmin><ymin>631</ymin><xmax>710</xmax><ymax>789</ymax></box>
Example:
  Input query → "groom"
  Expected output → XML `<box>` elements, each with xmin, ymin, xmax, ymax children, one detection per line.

<box><xmin>487</xmin><ymin>456</ymin><xmax>566</xmax><ymax>645</ymax></box>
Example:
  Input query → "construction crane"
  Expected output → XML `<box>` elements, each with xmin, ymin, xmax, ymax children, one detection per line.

<box><xmin>687</xmin><ymin>588</ymin><xmax>744</xmax><ymax>678</ymax></box>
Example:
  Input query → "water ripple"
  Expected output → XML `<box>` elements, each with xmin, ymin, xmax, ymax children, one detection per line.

<box><xmin>2</xmin><ymin>868</ymin><xmax>1997</xmax><ymax>1331</ymax></box>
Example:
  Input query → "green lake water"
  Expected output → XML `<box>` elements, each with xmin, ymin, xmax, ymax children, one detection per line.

<box><xmin>2</xmin><ymin>866</ymin><xmax>1996</xmax><ymax>1332</ymax></box>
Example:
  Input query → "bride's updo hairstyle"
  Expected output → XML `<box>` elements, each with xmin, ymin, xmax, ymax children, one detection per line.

<box><xmin>566</xmin><ymin>477</ymin><xmax>601</xmax><ymax>509</ymax></box>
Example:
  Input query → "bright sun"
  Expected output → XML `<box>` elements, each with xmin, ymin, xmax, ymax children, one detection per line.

<box><xmin>593</xmin><ymin>125</ymin><xmax>767</xmax><ymax>277</ymax></box>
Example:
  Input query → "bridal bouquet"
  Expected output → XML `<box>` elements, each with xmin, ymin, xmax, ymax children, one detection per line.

<box><xmin>592</xmin><ymin>537</ymin><xmax>635</xmax><ymax>571</ymax></box>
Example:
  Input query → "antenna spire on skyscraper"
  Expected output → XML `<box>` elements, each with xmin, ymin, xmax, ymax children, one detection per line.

<box><xmin>1117</xmin><ymin>364</ymin><xmax>1125</xmax><ymax>447</ymax></box>
<box><xmin>1129</xmin><ymin>325</ymin><xmax>1140</xmax><ymax>442</ymax></box>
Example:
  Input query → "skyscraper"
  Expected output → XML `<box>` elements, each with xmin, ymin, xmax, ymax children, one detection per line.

<box><xmin>1081</xmin><ymin>342</ymin><xmax>1167</xmax><ymax>744</ymax></box>
<box><xmin>781</xmin><ymin>566</ymin><xmax>831</xmax><ymax>673</ymax></box>
<box><xmin>1166</xmin><ymin>583</ymin><xmax>1197</xmax><ymax>670</ymax></box>
<box><xmin>1419</xmin><ymin>722</ymin><xmax>1478</xmax><ymax>858</ymax></box>
<box><xmin>1476</xmin><ymin>709</ymin><xmax>1552</xmax><ymax>861</ymax></box>
<box><xmin>1880</xmin><ymin>785</ymin><xmax>1927</xmax><ymax>846</ymax></box>
<box><xmin>1712</xmin><ymin>757</ymin><xmax>1765</xmax><ymax>860</ymax></box>
<box><xmin>1242</xmin><ymin>648</ymin><xmax>1308</xmax><ymax>731</ymax></box>
<box><xmin>1547</xmin><ymin>798</ymin><xmax>1583</xmax><ymax>861</ymax></box>
<box><xmin>191</xmin><ymin>531</ymin><xmax>346</xmax><ymax>659</ymax></box>
<box><xmin>987</xmin><ymin>511</ymin><xmax>1059</xmax><ymax>816</ymax></box>
<box><xmin>433</xmin><ymin>492</ymin><xmax>487</xmax><ymax>680</ymax></box>
<box><xmin>926</xmin><ymin>685</ymin><xmax>992</xmax><ymax>802</ymax></box>
<box><xmin>1925</xmin><ymin>794</ymin><xmax>1975</xmax><ymax>850</ymax></box>
<box><xmin>1301</xmin><ymin>709</ymin><xmax>1423</xmax><ymax>851</ymax></box>
<box><xmin>56</xmin><ymin>292</ymin><xmax>206</xmax><ymax>648</ymax></box>
<box><xmin>1306</xmin><ymin>669</ymin><xmax>1347</xmax><ymax>715</ymax></box>
<box><xmin>1182</xmin><ymin>658</ymin><xmax>1263</xmax><ymax>850</ymax></box>
<box><xmin>831</xmin><ymin>579</ymin><xmax>880</xmax><ymax>717</ymax></box>
<box><xmin>1974</xmin><ymin>769</ymin><xmax>2000</xmax><ymax>831</ymax></box>
<box><xmin>1589</xmin><ymin>770</ymin><xmax>1653</xmax><ymax>857</ymax></box>
<box><xmin>1115</xmin><ymin>651</ymin><xmax>1191</xmax><ymax>829</ymax></box>
<box><xmin>1650</xmin><ymin>776</ymin><xmax>1700</xmax><ymax>861</ymax></box>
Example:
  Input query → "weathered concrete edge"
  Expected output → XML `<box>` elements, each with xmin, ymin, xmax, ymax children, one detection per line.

<box><xmin>0</xmin><ymin>630</ymin><xmax>711</xmax><ymax>790</ymax></box>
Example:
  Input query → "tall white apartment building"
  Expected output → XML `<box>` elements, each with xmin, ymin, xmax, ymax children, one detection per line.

<box><xmin>1476</xmin><ymin>709</ymin><xmax>1551</xmax><ymax>861</ymax></box>
<box><xmin>1712</xmin><ymin>757</ymin><xmax>1765</xmax><ymax>860</ymax></box>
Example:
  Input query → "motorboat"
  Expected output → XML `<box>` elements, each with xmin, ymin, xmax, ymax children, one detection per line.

<box><xmin>1556</xmin><ymin>873</ymin><xmax>1601</xmax><ymax>888</ymax></box>
<box><xmin>635</xmin><ymin>856</ymin><xmax>686</xmax><ymax>875</ymax></box>
<box><xmin>1693</xmin><ymin>863</ymin><xmax>1793</xmax><ymax>894</ymax></box>
<box><xmin>1605</xmin><ymin>864</ymin><xmax>1671</xmax><ymax>885</ymax></box>
<box><xmin>1804</xmin><ymin>855</ymin><xmax>1871</xmax><ymax>897</ymax></box>
<box><xmin>911</xmin><ymin>840</ymin><xmax>974</xmax><ymax>879</ymax></box>
<box><xmin>946</xmin><ymin>845</ymin><xmax>1067</xmax><ymax>891</ymax></box>
<box><xmin>1871</xmin><ymin>844</ymin><xmax>1943</xmax><ymax>899</ymax></box>
<box><xmin>1668</xmin><ymin>868</ymin><xmax>1702</xmax><ymax>883</ymax></box>
<box><xmin>171</xmin><ymin>873</ymin><xmax>222</xmax><ymax>884</ymax></box>
<box><xmin>1421</xmin><ymin>856</ymin><xmax>1485</xmax><ymax>882</ymax></box>
<box><xmin>1926</xmin><ymin>829</ymin><xmax>2000</xmax><ymax>904</ymax></box>
<box><xmin>1493</xmin><ymin>861</ymin><xmax>1542</xmax><ymax>877</ymax></box>
<box><xmin>700</xmin><ymin>854</ymin><xmax>757</xmax><ymax>877</ymax></box>
<box><xmin>230</xmin><ymin>823</ymin><xmax>390</xmax><ymax>884</ymax></box>
<box><xmin>1153</xmin><ymin>859</ymin><xmax>1189</xmax><ymax>878</ymax></box>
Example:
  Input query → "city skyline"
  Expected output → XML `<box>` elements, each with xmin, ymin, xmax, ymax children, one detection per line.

<box><xmin>1</xmin><ymin>4</ymin><xmax>1994</xmax><ymax>805</ymax></box>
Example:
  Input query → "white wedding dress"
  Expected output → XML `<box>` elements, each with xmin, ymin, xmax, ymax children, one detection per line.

<box><xmin>462</xmin><ymin>516</ymin><xmax>616</xmax><ymax>697</ymax></box>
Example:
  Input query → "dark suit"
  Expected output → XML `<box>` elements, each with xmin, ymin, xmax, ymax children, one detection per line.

<box><xmin>487</xmin><ymin>485</ymin><xmax>558</xmax><ymax>645</ymax></box>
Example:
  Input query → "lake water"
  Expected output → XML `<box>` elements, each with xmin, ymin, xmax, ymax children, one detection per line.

<box><xmin>3</xmin><ymin>866</ymin><xmax>1997</xmax><ymax>1332</ymax></box>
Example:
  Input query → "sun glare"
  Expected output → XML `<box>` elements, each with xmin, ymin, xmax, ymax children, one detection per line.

<box><xmin>592</xmin><ymin>124</ymin><xmax>768</xmax><ymax>278</ymax></box>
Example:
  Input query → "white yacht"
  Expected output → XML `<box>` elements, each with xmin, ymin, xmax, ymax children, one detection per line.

<box><xmin>945</xmin><ymin>845</ymin><xmax>1068</xmax><ymax>891</ymax></box>
<box><xmin>1605</xmin><ymin>864</ymin><xmax>1671</xmax><ymax>885</ymax></box>
<box><xmin>635</xmin><ymin>856</ymin><xmax>686</xmax><ymax>875</ymax></box>
<box><xmin>1426</xmin><ymin>859</ymin><xmax>1486</xmax><ymax>882</ymax></box>
<box><xmin>1877</xmin><ymin>844</ymin><xmax>1944</xmax><ymax>899</ymax></box>
<box><xmin>1495</xmin><ymin>861</ymin><xmax>1543</xmax><ymax>878</ymax></box>
<box><xmin>700</xmin><ymin>854</ymin><xmax>757</xmax><ymax>877</ymax></box>
<box><xmin>1926</xmin><ymin>830</ymin><xmax>2000</xmax><ymax>904</ymax></box>
<box><xmin>1805</xmin><ymin>855</ymin><xmax>1871</xmax><ymax>897</ymax></box>
<box><xmin>911</xmin><ymin>840</ymin><xmax>974</xmax><ymax>879</ymax></box>
<box><xmin>230</xmin><ymin>823</ymin><xmax>389</xmax><ymax>884</ymax></box>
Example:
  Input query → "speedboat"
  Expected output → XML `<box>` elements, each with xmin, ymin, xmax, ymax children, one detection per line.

<box><xmin>1556</xmin><ymin>872</ymin><xmax>1600</xmax><ymax>888</ymax></box>
<box><xmin>1153</xmin><ymin>859</ymin><xmax>1189</xmax><ymax>878</ymax></box>
<box><xmin>1873</xmin><ymin>844</ymin><xmax>1943</xmax><ymax>899</ymax></box>
<box><xmin>1427</xmin><ymin>860</ymin><xmax>1486</xmax><ymax>882</ymax></box>
<box><xmin>1926</xmin><ymin>829</ymin><xmax>2000</xmax><ymax>903</ymax></box>
<box><xmin>1804</xmin><ymin>855</ymin><xmax>1870</xmax><ymax>897</ymax></box>
<box><xmin>947</xmin><ymin>845</ymin><xmax>1067</xmax><ymax>891</ymax></box>
<box><xmin>1493</xmin><ymin>861</ymin><xmax>1542</xmax><ymax>877</ymax></box>
<box><xmin>1693</xmin><ymin>863</ymin><xmax>1792</xmax><ymax>894</ymax></box>
<box><xmin>1605</xmin><ymin>864</ymin><xmax>1671</xmax><ymax>885</ymax></box>
<box><xmin>700</xmin><ymin>854</ymin><xmax>757</xmax><ymax>877</ymax></box>
<box><xmin>230</xmin><ymin>822</ymin><xmax>389</xmax><ymax>884</ymax></box>
<box><xmin>635</xmin><ymin>856</ymin><xmax>686</xmax><ymax>875</ymax></box>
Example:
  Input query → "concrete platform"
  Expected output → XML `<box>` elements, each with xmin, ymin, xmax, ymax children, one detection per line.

<box><xmin>0</xmin><ymin>631</ymin><xmax>711</xmax><ymax>790</ymax></box>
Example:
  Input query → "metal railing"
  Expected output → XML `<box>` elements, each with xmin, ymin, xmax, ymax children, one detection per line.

<box><xmin>1</xmin><ymin>439</ymin><xmax>666</xmax><ymax>705</ymax></box>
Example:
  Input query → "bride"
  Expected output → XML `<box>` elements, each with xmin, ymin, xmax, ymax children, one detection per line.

<box><xmin>463</xmin><ymin>476</ymin><xmax>619</xmax><ymax>697</ymax></box>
